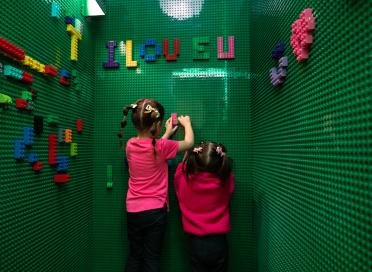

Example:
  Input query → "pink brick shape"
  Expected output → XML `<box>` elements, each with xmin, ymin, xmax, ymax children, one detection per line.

<box><xmin>217</xmin><ymin>36</ymin><xmax>235</xmax><ymax>59</ymax></box>
<box><xmin>290</xmin><ymin>8</ymin><xmax>315</xmax><ymax>62</ymax></box>
<box><xmin>301</xmin><ymin>8</ymin><xmax>315</xmax><ymax>31</ymax></box>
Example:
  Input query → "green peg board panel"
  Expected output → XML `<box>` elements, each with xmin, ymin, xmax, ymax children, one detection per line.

<box><xmin>92</xmin><ymin>0</ymin><xmax>253</xmax><ymax>271</ymax></box>
<box><xmin>250</xmin><ymin>0</ymin><xmax>371</xmax><ymax>271</ymax></box>
<box><xmin>1</xmin><ymin>0</ymin><xmax>371</xmax><ymax>272</ymax></box>
<box><xmin>0</xmin><ymin>0</ymin><xmax>96</xmax><ymax>271</ymax></box>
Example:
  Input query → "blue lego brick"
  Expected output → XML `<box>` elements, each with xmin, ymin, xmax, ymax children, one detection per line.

<box><xmin>140</xmin><ymin>40</ymin><xmax>161</xmax><ymax>62</ymax></box>
<box><xmin>14</xmin><ymin>140</ymin><xmax>25</xmax><ymax>160</ymax></box>
<box><xmin>59</xmin><ymin>69</ymin><xmax>71</xmax><ymax>78</ymax></box>
<box><xmin>155</xmin><ymin>45</ymin><xmax>162</xmax><ymax>56</ymax></box>
<box><xmin>65</xmin><ymin>16</ymin><xmax>75</xmax><ymax>25</ymax></box>
<box><xmin>56</xmin><ymin>156</ymin><xmax>69</xmax><ymax>172</ymax></box>
<box><xmin>28</xmin><ymin>153</ymin><xmax>38</xmax><ymax>163</ymax></box>
<box><xmin>139</xmin><ymin>45</ymin><xmax>146</xmax><ymax>57</ymax></box>
<box><xmin>145</xmin><ymin>39</ymin><xmax>156</xmax><ymax>46</ymax></box>
<box><xmin>271</xmin><ymin>41</ymin><xmax>285</xmax><ymax>58</ymax></box>
<box><xmin>23</xmin><ymin>127</ymin><xmax>34</xmax><ymax>145</ymax></box>
<box><xmin>144</xmin><ymin>55</ymin><xmax>156</xmax><ymax>62</ymax></box>
<box><xmin>51</xmin><ymin>2</ymin><xmax>60</xmax><ymax>18</ymax></box>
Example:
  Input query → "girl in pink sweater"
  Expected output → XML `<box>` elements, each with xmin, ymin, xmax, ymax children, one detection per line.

<box><xmin>174</xmin><ymin>141</ymin><xmax>234</xmax><ymax>272</ymax></box>
<box><xmin>119</xmin><ymin>98</ymin><xmax>194</xmax><ymax>272</ymax></box>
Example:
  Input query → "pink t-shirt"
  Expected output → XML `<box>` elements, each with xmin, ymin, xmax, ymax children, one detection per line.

<box><xmin>125</xmin><ymin>137</ymin><xmax>179</xmax><ymax>212</ymax></box>
<box><xmin>174</xmin><ymin>163</ymin><xmax>234</xmax><ymax>236</ymax></box>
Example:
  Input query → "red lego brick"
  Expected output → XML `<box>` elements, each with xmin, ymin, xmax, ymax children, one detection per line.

<box><xmin>54</xmin><ymin>174</ymin><xmax>70</xmax><ymax>183</ymax></box>
<box><xmin>48</xmin><ymin>134</ymin><xmax>57</xmax><ymax>165</ymax></box>
<box><xmin>76</xmin><ymin>118</ymin><xmax>83</xmax><ymax>133</ymax></box>
<box><xmin>44</xmin><ymin>65</ymin><xmax>58</xmax><ymax>77</ymax></box>
<box><xmin>59</xmin><ymin>76</ymin><xmax>70</xmax><ymax>86</ymax></box>
<box><xmin>163</xmin><ymin>39</ymin><xmax>180</xmax><ymax>61</ymax></box>
<box><xmin>22</xmin><ymin>71</ymin><xmax>33</xmax><ymax>84</ymax></box>
<box><xmin>32</xmin><ymin>161</ymin><xmax>43</xmax><ymax>171</ymax></box>
<box><xmin>0</xmin><ymin>37</ymin><xmax>26</xmax><ymax>60</ymax></box>
<box><xmin>15</xmin><ymin>98</ymin><xmax>27</xmax><ymax>109</ymax></box>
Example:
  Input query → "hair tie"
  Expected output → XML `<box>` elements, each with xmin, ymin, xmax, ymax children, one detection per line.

<box><xmin>216</xmin><ymin>146</ymin><xmax>225</xmax><ymax>157</ymax></box>
<box><xmin>144</xmin><ymin>104</ymin><xmax>160</xmax><ymax>118</ymax></box>
<box><xmin>193</xmin><ymin>147</ymin><xmax>203</xmax><ymax>154</ymax></box>
<box><xmin>118</xmin><ymin>129</ymin><xmax>123</xmax><ymax>138</ymax></box>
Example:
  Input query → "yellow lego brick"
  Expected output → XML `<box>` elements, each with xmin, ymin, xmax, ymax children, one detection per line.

<box><xmin>39</xmin><ymin>64</ymin><xmax>45</xmax><ymax>73</ymax></box>
<box><xmin>67</xmin><ymin>24</ymin><xmax>82</xmax><ymax>61</ymax></box>
<box><xmin>31</xmin><ymin>60</ymin><xmax>40</xmax><ymax>70</ymax></box>
<box><xmin>22</xmin><ymin>55</ymin><xmax>32</xmax><ymax>66</ymax></box>
<box><xmin>65</xmin><ymin>129</ymin><xmax>72</xmax><ymax>143</ymax></box>
<box><xmin>126</xmin><ymin>40</ymin><xmax>137</xmax><ymax>68</ymax></box>
<box><xmin>67</xmin><ymin>24</ymin><xmax>82</xmax><ymax>40</ymax></box>
<box><xmin>70</xmin><ymin>38</ymin><xmax>78</xmax><ymax>61</ymax></box>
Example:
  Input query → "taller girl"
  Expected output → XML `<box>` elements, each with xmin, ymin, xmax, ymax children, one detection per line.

<box><xmin>119</xmin><ymin>98</ymin><xmax>194</xmax><ymax>272</ymax></box>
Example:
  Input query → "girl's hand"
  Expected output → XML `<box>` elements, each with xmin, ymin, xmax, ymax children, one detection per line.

<box><xmin>162</xmin><ymin>117</ymin><xmax>178</xmax><ymax>139</ymax></box>
<box><xmin>176</xmin><ymin>115</ymin><xmax>194</xmax><ymax>151</ymax></box>
<box><xmin>178</xmin><ymin>115</ymin><xmax>191</xmax><ymax>127</ymax></box>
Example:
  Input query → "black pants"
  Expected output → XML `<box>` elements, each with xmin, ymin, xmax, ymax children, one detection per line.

<box><xmin>125</xmin><ymin>207</ymin><xmax>167</xmax><ymax>272</ymax></box>
<box><xmin>189</xmin><ymin>234</ymin><xmax>228</xmax><ymax>272</ymax></box>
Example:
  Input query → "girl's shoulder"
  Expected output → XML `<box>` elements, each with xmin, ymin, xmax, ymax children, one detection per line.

<box><xmin>156</xmin><ymin>138</ymin><xmax>179</xmax><ymax>153</ymax></box>
<box><xmin>175</xmin><ymin>162</ymin><xmax>184</xmax><ymax>172</ymax></box>
<box><xmin>157</xmin><ymin>137</ymin><xmax>176</xmax><ymax>144</ymax></box>
<box><xmin>126</xmin><ymin>137</ymin><xmax>152</xmax><ymax>151</ymax></box>
<box><xmin>127</xmin><ymin>137</ymin><xmax>153</xmax><ymax>145</ymax></box>
<box><xmin>127</xmin><ymin>137</ymin><xmax>135</xmax><ymax>143</ymax></box>
<box><xmin>174</xmin><ymin>163</ymin><xmax>185</xmax><ymax>180</ymax></box>
<box><xmin>126</xmin><ymin>137</ymin><xmax>137</xmax><ymax>147</ymax></box>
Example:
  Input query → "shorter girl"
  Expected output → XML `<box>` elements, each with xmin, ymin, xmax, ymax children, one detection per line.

<box><xmin>174</xmin><ymin>141</ymin><xmax>234</xmax><ymax>272</ymax></box>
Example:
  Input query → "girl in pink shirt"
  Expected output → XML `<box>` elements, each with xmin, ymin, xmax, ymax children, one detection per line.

<box><xmin>174</xmin><ymin>141</ymin><xmax>234</xmax><ymax>272</ymax></box>
<box><xmin>119</xmin><ymin>98</ymin><xmax>194</xmax><ymax>272</ymax></box>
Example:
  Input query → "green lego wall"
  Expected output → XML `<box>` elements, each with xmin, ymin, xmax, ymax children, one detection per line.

<box><xmin>1</xmin><ymin>0</ymin><xmax>371</xmax><ymax>272</ymax></box>
<box><xmin>92</xmin><ymin>0</ymin><xmax>253</xmax><ymax>271</ymax></box>
<box><xmin>250</xmin><ymin>1</ymin><xmax>372</xmax><ymax>271</ymax></box>
<box><xmin>0</xmin><ymin>1</ymin><xmax>96</xmax><ymax>271</ymax></box>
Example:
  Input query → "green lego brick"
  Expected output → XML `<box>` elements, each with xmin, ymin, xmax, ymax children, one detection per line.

<box><xmin>21</xmin><ymin>91</ymin><xmax>32</xmax><ymax>100</ymax></box>
<box><xmin>192</xmin><ymin>37</ymin><xmax>210</xmax><ymax>59</ymax></box>
<box><xmin>47</xmin><ymin>114</ymin><xmax>59</xmax><ymax>125</ymax></box>
<box><xmin>106</xmin><ymin>165</ymin><xmax>112</xmax><ymax>189</ymax></box>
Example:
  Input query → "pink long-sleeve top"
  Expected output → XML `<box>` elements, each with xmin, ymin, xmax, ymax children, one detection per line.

<box><xmin>126</xmin><ymin>137</ymin><xmax>179</xmax><ymax>213</ymax></box>
<box><xmin>174</xmin><ymin>163</ymin><xmax>234</xmax><ymax>236</ymax></box>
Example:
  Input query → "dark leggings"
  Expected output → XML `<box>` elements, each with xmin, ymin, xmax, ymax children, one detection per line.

<box><xmin>189</xmin><ymin>234</ymin><xmax>228</xmax><ymax>272</ymax></box>
<box><xmin>125</xmin><ymin>207</ymin><xmax>167</xmax><ymax>272</ymax></box>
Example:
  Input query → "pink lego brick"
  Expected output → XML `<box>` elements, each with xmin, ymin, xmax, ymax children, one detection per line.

<box><xmin>217</xmin><ymin>36</ymin><xmax>235</xmax><ymax>59</ymax></box>
<box><xmin>290</xmin><ymin>8</ymin><xmax>315</xmax><ymax>61</ymax></box>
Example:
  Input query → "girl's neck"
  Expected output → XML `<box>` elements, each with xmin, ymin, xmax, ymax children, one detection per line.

<box><xmin>137</xmin><ymin>131</ymin><xmax>152</xmax><ymax>139</ymax></box>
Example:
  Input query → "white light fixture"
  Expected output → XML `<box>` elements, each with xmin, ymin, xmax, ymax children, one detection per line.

<box><xmin>83</xmin><ymin>0</ymin><xmax>105</xmax><ymax>16</ymax></box>
<box><xmin>160</xmin><ymin>0</ymin><xmax>204</xmax><ymax>20</ymax></box>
